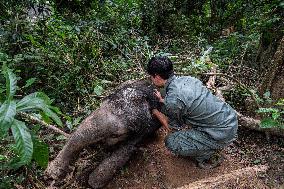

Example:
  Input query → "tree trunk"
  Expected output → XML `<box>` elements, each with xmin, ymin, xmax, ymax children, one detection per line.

<box><xmin>256</xmin><ymin>7</ymin><xmax>284</xmax><ymax>100</ymax></box>
<box><xmin>258</xmin><ymin>36</ymin><xmax>284</xmax><ymax>100</ymax></box>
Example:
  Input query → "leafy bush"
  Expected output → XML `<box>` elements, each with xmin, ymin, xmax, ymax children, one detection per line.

<box><xmin>0</xmin><ymin>1</ymin><xmax>153</xmax><ymax>114</ymax></box>
<box><xmin>0</xmin><ymin>64</ymin><xmax>62</xmax><ymax>170</ymax></box>
<box><xmin>257</xmin><ymin>98</ymin><xmax>284</xmax><ymax>129</ymax></box>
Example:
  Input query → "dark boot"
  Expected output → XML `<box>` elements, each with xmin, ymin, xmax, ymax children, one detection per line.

<box><xmin>197</xmin><ymin>152</ymin><xmax>224</xmax><ymax>169</ymax></box>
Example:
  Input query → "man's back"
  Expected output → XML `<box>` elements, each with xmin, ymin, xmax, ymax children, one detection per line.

<box><xmin>164</xmin><ymin>76</ymin><xmax>238</xmax><ymax>142</ymax></box>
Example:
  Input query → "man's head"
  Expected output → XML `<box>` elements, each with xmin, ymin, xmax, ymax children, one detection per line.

<box><xmin>147</xmin><ymin>56</ymin><xmax>174</xmax><ymax>87</ymax></box>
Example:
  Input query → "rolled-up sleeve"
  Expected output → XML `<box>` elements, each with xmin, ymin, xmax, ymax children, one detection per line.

<box><xmin>164</xmin><ymin>97</ymin><xmax>185</xmax><ymax>129</ymax></box>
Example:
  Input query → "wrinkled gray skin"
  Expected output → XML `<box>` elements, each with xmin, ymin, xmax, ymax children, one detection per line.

<box><xmin>45</xmin><ymin>79</ymin><xmax>161</xmax><ymax>188</ymax></box>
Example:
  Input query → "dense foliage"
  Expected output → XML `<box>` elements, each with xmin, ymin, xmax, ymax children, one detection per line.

<box><xmin>0</xmin><ymin>0</ymin><xmax>283</xmax><ymax>188</ymax></box>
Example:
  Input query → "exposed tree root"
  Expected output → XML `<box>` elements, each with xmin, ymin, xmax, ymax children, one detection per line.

<box><xmin>237</xmin><ymin>113</ymin><xmax>284</xmax><ymax>137</ymax></box>
<box><xmin>177</xmin><ymin>165</ymin><xmax>268</xmax><ymax>189</ymax></box>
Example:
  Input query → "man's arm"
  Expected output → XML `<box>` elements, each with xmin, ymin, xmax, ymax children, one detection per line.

<box><xmin>152</xmin><ymin>109</ymin><xmax>171</xmax><ymax>132</ymax></box>
<box><xmin>153</xmin><ymin>89</ymin><xmax>185</xmax><ymax>130</ymax></box>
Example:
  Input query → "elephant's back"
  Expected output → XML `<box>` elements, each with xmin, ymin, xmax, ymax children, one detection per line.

<box><xmin>102</xmin><ymin>80</ymin><xmax>156</xmax><ymax>132</ymax></box>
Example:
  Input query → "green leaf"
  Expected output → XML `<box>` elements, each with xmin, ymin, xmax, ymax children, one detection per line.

<box><xmin>17</xmin><ymin>92</ymin><xmax>53</xmax><ymax>106</ymax></box>
<box><xmin>23</xmin><ymin>78</ymin><xmax>36</xmax><ymax>88</ymax></box>
<box><xmin>256</xmin><ymin>108</ymin><xmax>276</xmax><ymax>113</ymax></box>
<box><xmin>40</xmin><ymin>111</ymin><xmax>52</xmax><ymax>124</ymax></box>
<box><xmin>2</xmin><ymin>65</ymin><xmax>17</xmax><ymax>100</ymax></box>
<box><xmin>271</xmin><ymin>111</ymin><xmax>280</xmax><ymax>120</ymax></box>
<box><xmin>16</xmin><ymin>94</ymin><xmax>62</xmax><ymax>126</ymax></box>
<box><xmin>0</xmin><ymin>154</ymin><xmax>6</xmax><ymax>161</ymax></box>
<box><xmin>48</xmin><ymin>105</ymin><xmax>62</xmax><ymax>115</ymax></box>
<box><xmin>93</xmin><ymin>85</ymin><xmax>104</xmax><ymax>96</ymax></box>
<box><xmin>253</xmin><ymin>159</ymin><xmax>261</xmax><ymax>164</ymax></box>
<box><xmin>263</xmin><ymin>91</ymin><xmax>271</xmax><ymax>99</ymax></box>
<box><xmin>260</xmin><ymin>118</ymin><xmax>279</xmax><ymax>128</ymax></box>
<box><xmin>276</xmin><ymin>98</ymin><xmax>284</xmax><ymax>106</ymax></box>
<box><xmin>40</xmin><ymin>105</ymin><xmax>63</xmax><ymax>127</ymax></box>
<box><xmin>16</xmin><ymin>97</ymin><xmax>46</xmax><ymax>111</ymax></box>
<box><xmin>10</xmin><ymin>120</ymin><xmax>33</xmax><ymax>169</ymax></box>
<box><xmin>32</xmin><ymin>137</ymin><xmax>49</xmax><ymax>168</ymax></box>
<box><xmin>0</xmin><ymin>100</ymin><xmax>16</xmax><ymax>136</ymax></box>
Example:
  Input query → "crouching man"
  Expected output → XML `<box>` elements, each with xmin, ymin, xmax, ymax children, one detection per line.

<box><xmin>147</xmin><ymin>56</ymin><xmax>238</xmax><ymax>169</ymax></box>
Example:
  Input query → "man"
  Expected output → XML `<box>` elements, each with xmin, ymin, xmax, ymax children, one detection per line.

<box><xmin>147</xmin><ymin>56</ymin><xmax>238</xmax><ymax>169</ymax></box>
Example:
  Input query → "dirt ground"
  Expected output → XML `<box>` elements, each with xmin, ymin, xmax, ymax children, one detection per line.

<box><xmin>103</xmin><ymin>128</ymin><xmax>280</xmax><ymax>189</ymax></box>
<box><xmin>50</xmin><ymin>127</ymin><xmax>284</xmax><ymax>189</ymax></box>
<box><xmin>79</xmin><ymin>127</ymin><xmax>283</xmax><ymax>189</ymax></box>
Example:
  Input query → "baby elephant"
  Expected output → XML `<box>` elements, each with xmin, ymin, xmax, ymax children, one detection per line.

<box><xmin>45</xmin><ymin>79</ymin><xmax>161</xmax><ymax>188</ymax></box>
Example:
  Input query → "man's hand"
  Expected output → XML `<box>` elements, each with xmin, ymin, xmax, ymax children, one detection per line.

<box><xmin>154</xmin><ymin>89</ymin><xmax>164</xmax><ymax>103</ymax></box>
<box><xmin>152</xmin><ymin>109</ymin><xmax>171</xmax><ymax>133</ymax></box>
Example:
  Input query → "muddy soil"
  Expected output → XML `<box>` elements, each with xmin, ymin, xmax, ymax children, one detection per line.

<box><xmin>48</xmin><ymin>127</ymin><xmax>284</xmax><ymax>189</ymax></box>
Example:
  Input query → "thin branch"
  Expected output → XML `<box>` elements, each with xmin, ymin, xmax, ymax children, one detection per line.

<box><xmin>206</xmin><ymin>65</ymin><xmax>217</xmax><ymax>90</ymax></box>
<box><xmin>18</xmin><ymin>112</ymin><xmax>70</xmax><ymax>138</ymax></box>
<box><xmin>240</xmin><ymin>43</ymin><xmax>248</xmax><ymax>66</ymax></box>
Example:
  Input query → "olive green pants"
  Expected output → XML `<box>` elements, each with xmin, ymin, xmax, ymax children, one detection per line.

<box><xmin>165</xmin><ymin>129</ymin><xmax>231</xmax><ymax>162</ymax></box>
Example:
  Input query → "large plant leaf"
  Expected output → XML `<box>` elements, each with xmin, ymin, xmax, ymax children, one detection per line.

<box><xmin>32</xmin><ymin>137</ymin><xmax>49</xmax><ymax>168</ymax></box>
<box><xmin>10</xmin><ymin>120</ymin><xmax>33</xmax><ymax>169</ymax></box>
<box><xmin>2</xmin><ymin>65</ymin><xmax>17</xmax><ymax>100</ymax></box>
<box><xmin>17</xmin><ymin>92</ymin><xmax>52</xmax><ymax>109</ymax></box>
<box><xmin>0</xmin><ymin>100</ymin><xmax>16</xmax><ymax>136</ymax></box>
<box><xmin>16</xmin><ymin>96</ymin><xmax>46</xmax><ymax>111</ymax></box>
<box><xmin>38</xmin><ymin>105</ymin><xmax>63</xmax><ymax>126</ymax></box>
<box><xmin>16</xmin><ymin>94</ymin><xmax>62</xmax><ymax>126</ymax></box>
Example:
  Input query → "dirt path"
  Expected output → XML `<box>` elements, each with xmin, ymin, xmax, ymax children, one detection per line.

<box><xmin>104</xmin><ymin>128</ymin><xmax>280</xmax><ymax>189</ymax></box>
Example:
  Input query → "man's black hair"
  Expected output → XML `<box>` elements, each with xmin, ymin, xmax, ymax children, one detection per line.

<box><xmin>147</xmin><ymin>56</ymin><xmax>174</xmax><ymax>79</ymax></box>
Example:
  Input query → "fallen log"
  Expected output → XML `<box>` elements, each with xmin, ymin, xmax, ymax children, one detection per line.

<box><xmin>205</xmin><ymin>69</ymin><xmax>284</xmax><ymax>137</ymax></box>
<box><xmin>237</xmin><ymin>113</ymin><xmax>284</xmax><ymax>137</ymax></box>
<box><xmin>178</xmin><ymin>165</ymin><xmax>268</xmax><ymax>189</ymax></box>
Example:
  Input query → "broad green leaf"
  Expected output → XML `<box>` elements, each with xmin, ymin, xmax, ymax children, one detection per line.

<box><xmin>23</xmin><ymin>78</ymin><xmax>36</xmax><ymax>88</ymax></box>
<box><xmin>48</xmin><ymin>105</ymin><xmax>62</xmax><ymax>115</ymax></box>
<box><xmin>17</xmin><ymin>92</ymin><xmax>53</xmax><ymax>106</ymax></box>
<box><xmin>260</xmin><ymin>118</ymin><xmax>279</xmax><ymax>128</ymax></box>
<box><xmin>10</xmin><ymin>120</ymin><xmax>33</xmax><ymax>169</ymax></box>
<box><xmin>40</xmin><ymin>111</ymin><xmax>52</xmax><ymax>124</ymax></box>
<box><xmin>40</xmin><ymin>105</ymin><xmax>63</xmax><ymax>126</ymax></box>
<box><xmin>0</xmin><ymin>100</ymin><xmax>16</xmax><ymax>136</ymax></box>
<box><xmin>16</xmin><ymin>97</ymin><xmax>46</xmax><ymax>111</ymax></box>
<box><xmin>16</xmin><ymin>95</ymin><xmax>62</xmax><ymax>126</ymax></box>
<box><xmin>2</xmin><ymin>65</ymin><xmax>17</xmax><ymax>100</ymax></box>
<box><xmin>32</xmin><ymin>137</ymin><xmax>49</xmax><ymax>168</ymax></box>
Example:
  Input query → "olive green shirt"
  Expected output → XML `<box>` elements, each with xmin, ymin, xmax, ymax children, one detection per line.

<box><xmin>162</xmin><ymin>75</ymin><xmax>238</xmax><ymax>142</ymax></box>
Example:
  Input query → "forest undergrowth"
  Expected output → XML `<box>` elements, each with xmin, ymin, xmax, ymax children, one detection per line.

<box><xmin>0</xmin><ymin>0</ymin><xmax>283</xmax><ymax>188</ymax></box>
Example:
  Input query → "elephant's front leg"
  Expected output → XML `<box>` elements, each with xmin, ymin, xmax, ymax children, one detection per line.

<box><xmin>45</xmin><ymin>111</ymin><xmax>126</xmax><ymax>180</ymax></box>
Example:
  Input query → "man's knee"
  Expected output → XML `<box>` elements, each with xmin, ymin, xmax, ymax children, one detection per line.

<box><xmin>164</xmin><ymin>130</ymin><xmax>219</xmax><ymax>159</ymax></box>
<box><xmin>165</xmin><ymin>132</ymin><xmax>182</xmax><ymax>153</ymax></box>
